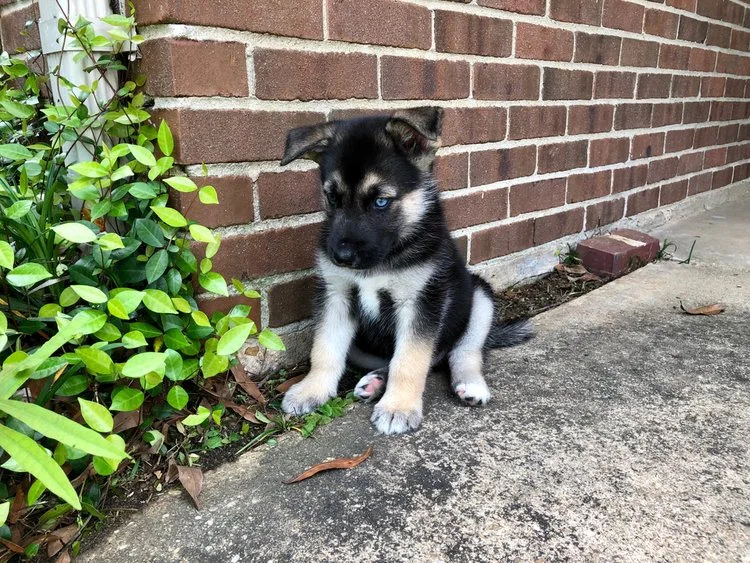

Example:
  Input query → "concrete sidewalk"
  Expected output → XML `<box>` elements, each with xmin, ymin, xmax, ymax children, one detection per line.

<box><xmin>83</xmin><ymin>197</ymin><xmax>750</xmax><ymax>562</ymax></box>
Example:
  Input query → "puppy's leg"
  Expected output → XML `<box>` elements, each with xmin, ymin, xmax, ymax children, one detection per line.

<box><xmin>371</xmin><ymin>303</ymin><xmax>435</xmax><ymax>434</ymax></box>
<box><xmin>353</xmin><ymin>366</ymin><xmax>388</xmax><ymax>403</ymax></box>
<box><xmin>281</xmin><ymin>288</ymin><xmax>355</xmax><ymax>415</ymax></box>
<box><xmin>449</xmin><ymin>287</ymin><xmax>493</xmax><ymax>406</ymax></box>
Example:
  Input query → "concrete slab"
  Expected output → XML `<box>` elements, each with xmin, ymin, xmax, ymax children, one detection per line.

<box><xmin>82</xmin><ymin>202</ymin><xmax>750</xmax><ymax>563</ymax></box>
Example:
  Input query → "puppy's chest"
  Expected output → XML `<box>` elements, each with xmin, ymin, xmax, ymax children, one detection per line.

<box><xmin>355</xmin><ymin>280</ymin><xmax>391</xmax><ymax>320</ymax></box>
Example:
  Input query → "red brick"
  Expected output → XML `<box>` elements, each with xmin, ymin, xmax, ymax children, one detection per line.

<box><xmin>132</xmin><ymin>0</ymin><xmax>323</xmax><ymax>39</ymax></box>
<box><xmin>516</xmin><ymin>23</ymin><xmax>574</xmax><ymax>62</ymax></box>
<box><xmin>172</xmin><ymin>176</ymin><xmax>253</xmax><ymax>229</ymax></box>
<box><xmin>620</xmin><ymin>39</ymin><xmax>660</xmax><ymax>68</ymax></box>
<box><xmin>678</xmin><ymin>152</ymin><xmax>704</xmax><ymax>175</ymax></box>
<box><xmin>538</xmin><ymin>141</ymin><xmax>588</xmax><ymax>174</ymax></box>
<box><xmin>727</xmin><ymin>143</ymin><xmax>750</xmax><ymax>164</ymax></box>
<box><xmin>268</xmin><ymin>276</ymin><xmax>317</xmax><ymax>327</ymax></box>
<box><xmin>156</xmin><ymin>109</ymin><xmax>325</xmax><ymax>165</ymax></box>
<box><xmin>647</xmin><ymin>157</ymin><xmax>679</xmax><ymax>183</ymax></box>
<box><xmin>197</xmin><ymin>294</ymin><xmax>261</xmax><ymax>327</ymax></box>
<box><xmin>666</xmin><ymin>129</ymin><xmax>694</xmax><ymax>153</ymax></box>
<box><xmin>693</xmin><ymin>126</ymin><xmax>719</xmax><ymax>148</ymax></box>
<box><xmin>533</xmin><ymin>209</ymin><xmax>584</xmax><ymax>245</ymax></box>
<box><xmin>724</xmin><ymin>78</ymin><xmax>746</xmax><ymax>98</ymax></box>
<box><xmin>734</xmin><ymin>163</ymin><xmax>750</xmax><ymax>182</ymax></box>
<box><xmin>443</xmin><ymin>189</ymin><xmax>508</xmax><ymax>230</ymax></box>
<box><xmin>470</xmin><ymin>220</ymin><xmax>535</xmax><ymax>263</ymax></box>
<box><xmin>435</xmin><ymin>11</ymin><xmax>512</xmax><ymax>57</ymax></box>
<box><xmin>678</xmin><ymin>16</ymin><xmax>708</xmax><ymax>42</ymax></box>
<box><xmin>603</xmin><ymin>0</ymin><xmax>645</xmax><ymax>33</ymax></box>
<box><xmin>683</xmin><ymin>101</ymin><xmax>710</xmax><ymax>123</ymax></box>
<box><xmin>688</xmin><ymin>49</ymin><xmax>717</xmax><ymax>73</ymax></box>
<box><xmin>697</xmin><ymin>0</ymin><xmax>725</xmax><ymax>19</ymax></box>
<box><xmin>644</xmin><ymin>8</ymin><xmax>679</xmax><ymax>38</ymax></box>
<box><xmin>509</xmin><ymin>106</ymin><xmax>567</xmax><ymax>140</ymax></box>
<box><xmin>710</xmin><ymin>101</ymin><xmax>734</xmax><ymax>122</ymax></box>
<box><xmin>0</xmin><ymin>3</ymin><xmax>40</xmax><ymax>53</ymax></box>
<box><xmin>724</xmin><ymin>2</ymin><xmax>746</xmax><ymax>25</ymax></box>
<box><xmin>701</xmin><ymin>77</ymin><xmax>727</xmax><ymax>98</ymax></box>
<box><xmin>568</xmin><ymin>105</ymin><xmax>615</xmax><ymax>135</ymax></box>
<box><xmin>741</xmin><ymin>125</ymin><xmax>750</xmax><ymax>142</ymax></box>
<box><xmin>712</xmin><ymin>167</ymin><xmax>734</xmax><ymax>189</ymax></box>
<box><xmin>257</xmin><ymin>170</ymin><xmax>322</xmax><ymax>219</ymax></box>
<box><xmin>381</xmin><ymin>57</ymin><xmax>469</xmax><ymax>100</ymax></box>
<box><xmin>614</xmin><ymin>165</ymin><xmax>649</xmax><ymax>193</ymax></box>
<box><xmin>473</xmin><ymin>63</ymin><xmax>541</xmax><ymax>101</ymax></box>
<box><xmin>627</xmin><ymin>187</ymin><xmax>660</xmax><ymax>215</ymax></box>
<box><xmin>255</xmin><ymin>50</ymin><xmax>377</xmax><ymax>101</ymax></box>
<box><xmin>595</xmin><ymin>71</ymin><xmax>637</xmax><ymax>99</ymax></box>
<box><xmin>660</xmin><ymin>179</ymin><xmax>689</xmax><ymax>205</ymax></box>
<box><xmin>730</xmin><ymin>29</ymin><xmax>750</xmax><ymax>51</ymax></box>
<box><xmin>671</xmin><ymin>75</ymin><xmax>701</xmax><ymax>97</ymax></box>
<box><xmin>716</xmin><ymin>53</ymin><xmax>747</xmax><ymax>75</ymax></box>
<box><xmin>717</xmin><ymin>124</ymin><xmax>739</xmax><ymax>145</ymax></box>
<box><xmin>208</xmin><ymin>222</ymin><xmax>321</xmax><ymax>280</ymax></box>
<box><xmin>632</xmin><ymin>132</ymin><xmax>665</xmax><ymax>159</ymax></box>
<box><xmin>442</xmin><ymin>108</ymin><xmax>507</xmax><ymax>146</ymax></box>
<box><xmin>327</xmin><ymin>0</ymin><xmax>431</xmax><ymax>49</ymax></box>
<box><xmin>574</xmin><ymin>33</ymin><xmax>622</xmax><ymax>66</ymax></box>
<box><xmin>470</xmin><ymin>146</ymin><xmax>537</xmax><ymax>186</ymax></box>
<box><xmin>543</xmin><ymin>69</ymin><xmax>594</xmax><ymax>100</ymax></box>
<box><xmin>435</xmin><ymin>153</ymin><xmax>469</xmax><ymax>191</ymax></box>
<box><xmin>687</xmin><ymin>171</ymin><xmax>713</xmax><ymax>195</ymax></box>
<box><xmin>652</xmin><ymin>103</ymin><xmax>684</xmax><ymax>126</ymax></box>
<box><xmin>568</xmin><ymin>170</ymin><xmax>612</xmax><ymax>204</ymax></box>
<box><xmin>139</xmin><ymin>39</ymin><xmax>248</xmax><ymax>97</ymax></box>
<box><xmin>586</xmin><ymin>198</ymin><xmax>626</xmax><ymax>230</ymax></box>
<box><xmin>615</xmin><ymin>103</ymin><xmax>653</xmax><ymax>130</ymax></box>
<box><xmin>703</xmin><ymin>147</ymin><xmax>728</xmax><ymax>168</ymax></box>
<box><xmin>590</xmin><ymin>137</ymin><xmax>630</xmax><ymax>166</ymax></box>
<box><xmin>637</xmin><ymin>74</ymin><xmax>672</xmax><ymax>99</ymax></box>
<box><xmin>666</xmin><ymin>0</ymin><xmax>696</xmax><ymax>9</ymax></box>
<box><xmin>731</xmin><ymin>102</ymin><xmax>749</xmax><ymax>120</ymax></box>
<box><xmin>659</xmin><ymin>44</ymin><xmax>691</xmax><ymax>70</ymax></box>
<box><xmin>477</xmin><ymin>0</ymin><xmax>546</xmax><ymax>14</ymax></box>
<box><xmin>578</xmin><ymin>229</ymin><xmax>659</xmax><ymax>276</ymax></box>
<box><xmin>706</xmin><ymin>24</ymin><xmax>732</xmax><ymax>48</ymax></box>
<box><xmin>454</xmin><ymin>236</ymin><xmax>469</xmax><ymax>264</ymax></box>
<box><xmin>509</xmin><ymin>179</ymin><xmax>566</xmax><ymax>216</ymax></box>
<box><xmin>549</xmin><ymin>0</ymin><xmax>603</xmax><ymax>25</ymax></box>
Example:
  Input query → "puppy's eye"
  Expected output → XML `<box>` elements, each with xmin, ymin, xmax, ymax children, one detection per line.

<box><xmin>325</xmin><ymin>191</ymin><xmax>339</xmax><ymax>207</ymax></box>
<box><xmin>373</xmin><ymin>197</ymin><xmax>391</xmax><ymax>210</ymax></box>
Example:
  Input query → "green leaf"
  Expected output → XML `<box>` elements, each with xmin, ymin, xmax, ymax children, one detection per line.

<box><xmin>198</xmin><ymin>185</ymin><xmax>219</xmax><ymax>204</ymax></box>
<box><xmin>110</xmin><ymin>387</ymin><xmax>144</xmax><ymax>411</ymax></box>
<box><xmin>258</xmin><ymin>328</ymin><xmax>286</xmax><ymax>351</ymax></box>
<box><xmin>107</xmin><ymin>289</ymin><xmax>143</xmax><ymax>319</ymax></box>
<box><xmin>191</xmin><ymin>310</ymin><xmax>211</xmax><ymax>327</ymax></box>
<box><xmin>6</xmin><ymin>263</ymin><xmax>51</xmax><ymax>287</ymax></box>
<box><xmin>128</xmin><ymin>322</ymin><xmax>162</xmax><ymax>339</ymax></box>
<box><xmin>150</xmin><ymin>206</ymin><xmax>187</xmax><ymax>228</ymax></box>
<box><xmin>127</xmin><ymin>144</ymin><xmax>157</xmax><ymax>167</ymax></box>
<box><xmin>96</xmin><ymin>232</ymin><xmax>125</xmax><ymax>251</ymax></box>
<box><xmin>217</xmin><ymin>323</ymin><xmax>256</xmax><ymax>356</ymax></box>
<box><xmin>122</xmin><ymin>331</ymin><xmax>147</xmax><ymax>349</ymax></box>
<box><xmin>121</xmin><ymin>352</ymin><xmax>166</xmax><ymax>378</ymax></box>
<box><xmin>134</xmin><ymin>218</ymin><xmax>164</xmax><ymax>247</ymax></box>
<box><xmin>76</xmin><ymin>347</ymin><xmax>114</xmax><ymax>375</ymax></box>
<box><xmin>94</xmin><ymin>323</ymin><xmax>121</xmax><ymax>342</ymax></box>
<box><xmin>59</xmin><ymin>287</ymin><xmax>80</xmax><ymax>307</ymax></box>
<box><xmin>198</xmin><ymin>272</ymin><xmax>228</xmax><ymax>296</ymax></box>
<box><xmin>201</xmin><ymin>351</ymin><xmax>228</xmax><ymax>378</ymax></box>
<box><xmin>145</xmin><ymin>249</ymin><xmax>169</xmax><ymax>284</ymax></box>
<box><xmin>164</xmin><ymin>328</ymin><xmax>189</xmax><ymax>350</ymax></box>
<box><xmin>0</xmin><ymin>144</ymin><xmax>33</xmax><ymax>161</ymax></box>
<box><xmin>71</xmin><ymin>285</ymin><xmax>107</xmax><ymax>304</ymax></box>
<box><xmin>163</xmin><ymin>176</ymin><xmax>197</xmax><ymax>193</ymax></box>
<box><xmin>128</xmin><ymin>182</ymin><xmax>157</xmax><ymax>199</ymax></box>
<box><xmin>5</xmin><ymin>200</ymin><xmax>32</xmax><ymax>219</ymax></box>
<box><xmin>142</xmin><ymin>289</ymin><xmax>178</xmax><ymax>314</ymax></box>
<box><xmin>157</xmin><ymin>120</ymin><xmax>174</xmax><ymax>156</ymax></box>
<box><xmin>181</xmin><ymin>406</ymin><xmax>210</xmax><ymax>426</ymax></box>
<box><xmin>167</xmin><ymin>386</ymin><xmax>188</xmax><ymax>410</ymax></box>
<box><xmin>70</xmin><ymin>161</ymin><xmax>108</xmax><ymax>178</ymax></box>
<box><xmin>55</xmin><ymin>375</ymin><xmax>89</xmax><ymax>397</ymax></box>
<box><xmin>0</xmin><ymin>99</ymin><xmax>34</xmax><ymax>119</ymax></box>
<box><xmin>111</xmin><ymin>164</ymin><xmax>134</xmax><ymax>182</ymax></box>
<box><xmin>189</xmin><ymin>224</ymin><xmax>216</xmax><ymax>244</ymax></box>
<box><xmin>27</xmin><ymin>479</ymin><xmax>46</xmax><ymax>506</ymax></box>
<box><xmin>164</xmin><ymin>349</ymin><xmax>184</xmax><ymax>381</ymax></box>
<box><xmin>78</xmin><ymin>398</ymin><xmax>113</xmax><ymax>433</ymax></box>
<box><xmin>0</xmin><ymin>425</ymin><xmax>81</xmax><ymax>510</ymax></box>
<box><xmin>0</xmin><ymin>501</ymin><xmax>9</xmax><ymax>526</ymax></box>
<box><xmin>52</xmin><ymin>222</ymin><xmax>97</xmax><ymax>244</ymax></box>
<box><xmin>0</xmin><ymin>399</ymin><xmax>127</xmax><ymax>460</ymax></box>
<box><xmin>0</xmin><ymin>241</ymin><xmax>14</xmax><ymax>269</ymax></box>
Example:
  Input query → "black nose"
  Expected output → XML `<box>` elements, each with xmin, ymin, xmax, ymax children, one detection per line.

<box><xmin>332</xmin><ymin>242</ymin><xmax>356</xmax><ymax>266</ymax></box>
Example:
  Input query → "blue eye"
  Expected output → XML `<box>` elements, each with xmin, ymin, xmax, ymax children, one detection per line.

<box><xmin>373</xmin><ymin>197</ymin><xmax>391</xmax><ymax>209</ymax></box>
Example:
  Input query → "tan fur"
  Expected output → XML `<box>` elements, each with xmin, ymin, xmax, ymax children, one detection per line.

<box><xmin>399</xmin><ymin>188</ymin><xmax>428</xmax><ymax>228</ymax></box>
<box><xmin>379</xmin><ymin>338</ymin><xmax>433</xmax><ymax>411</ymax></box>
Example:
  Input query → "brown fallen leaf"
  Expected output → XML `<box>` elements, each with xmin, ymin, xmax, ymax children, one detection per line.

<box><xmin>284</xmin><ymin>446</ymin><xmax>373</xmax><ymax>484</ymax></box>
<box><xmin>554</xmin><ymin>263</ymin><xmax>587</xmax><ymax>276</ymax></box>
<box><xmin>168</xmin><ymin>461</ymin><xmax>204</xmax><ymax>510</ymax></box>
<box><xmin>54</xmin><ymin>551</ymin><xmax>71</xmax><ymax>563</ymax></box>
<box><xmin>113</xmin><ymin>410</ymin><xmax>142</xmax><ymax>433</ymax></box>
<box><xmin>46</xmin><ymin>524</ymin><xmax>78</xmax><ymax>558</ymax></box>
<box><xmin>225</xmin><ymin>401</ymin><xmax>262</xmax><ymax>424</ymax></box>
<box><xmin>231</xmin><ymin>364</ymin><xmax>267</xmax><ymax>405</ymax></box>
<box><xmin>679</xmin><ymin>301</ymin><xmax>725</xmax><ymax>316</ymax></box>
<box><xmin>0</xmin><ymin>538</ymin><xmax>24</xmax><ymax>554</ymax></box>
<box><xmin>275</xmin><ymin>374</ymin><xmax>305</xmax><ymax>394</ymax></box>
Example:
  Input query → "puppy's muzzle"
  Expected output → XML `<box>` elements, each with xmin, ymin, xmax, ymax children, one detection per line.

<box><xmin>331</xmin><ymin>240</ymin><xmax>357</xmax><ymax>267</ymax></box>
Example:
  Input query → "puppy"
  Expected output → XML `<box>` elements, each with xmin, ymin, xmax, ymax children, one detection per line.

<box><xmin>280</xmin><ymin>107</ymin><xmax>532</xmax><ymax>434</ymax></box>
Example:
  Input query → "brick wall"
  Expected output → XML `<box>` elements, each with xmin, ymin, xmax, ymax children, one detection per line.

<box><xmin>4</xmin><ymin>0</ymin><xmax>750</xmax><ymax>341</ymax></box>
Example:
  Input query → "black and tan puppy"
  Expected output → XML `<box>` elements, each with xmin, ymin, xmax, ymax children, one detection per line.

<box><xmin>280</xmin><ymin>107</ymin><xmax>532</xmax><ymax>434</ymax></box>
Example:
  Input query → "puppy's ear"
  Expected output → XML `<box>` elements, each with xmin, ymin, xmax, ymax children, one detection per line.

<box><xmin>385</xmin><ymin>107</ymin><xmax>443</xmax><ymax>171</ymax></box>
<box><xmin>281</xmin><ymin>122</ymin><xmax>335</xmax><ymax>166</ymax></box>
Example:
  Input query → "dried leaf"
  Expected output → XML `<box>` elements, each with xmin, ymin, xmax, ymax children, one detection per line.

<box><xmin>555</xmin><ymin>263</ymin><xmax>587</xmax><ymax>276</ymax></box>
<box><xmin>8</xmin><ymin>488</ymin><xmax>24</xmax><ymax>525</ymax></box>
<box><xmin>46</xmin><ymin>524</ymin><xmax>78</xmax><ymax>557</ymax></box>
<box><xmin>284</xmin><ymin>446</ymin><xmax>373</xmax><ymax>484</ymax></box>
<box><xmin>579</xmin><ymin>272</ymin><xmax>602</xmax><ymax>282</ymax></box>
<box><xmin>168</xmin><ymin>461</ymin><xmax>203</xmax><ymax>509</ymax></box>
<box><xmin>0</xmin><ymin>538</ymin><xmax>24</xmax><ymax>554</ymax></box>
<box><xmin>226</xmin><ymin>402</ymin><xmax>261</xmax><ymax>424</ymax></box>
<box><xmin>679</xmin><ymin>301</ymin><xmax>725</xmax><ymax>316</ymax></box>
<box><xmin>231</xmin><ymin>365</ymin><xmax>266</xmax><ymax>405</ymax></box>
<box><xmin>275</xmin><ymin>374</ymin><xmax>305</xmax><ymax>394</ymax></box>
<box><xmin>54</xmin><ymin>551</ymin><xmax>71</xmax><ymax>563</ymax></box>
<box><xmin>113</xmin><ymin>410</ymin><xmax>142</xmax><ymax>433</ymax></box>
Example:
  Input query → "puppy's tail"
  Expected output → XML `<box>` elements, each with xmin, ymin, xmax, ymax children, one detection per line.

<box><xmin>485</xmin><ymin>318</ymin><xmax>534</xmax><ymax>349</ymax></box>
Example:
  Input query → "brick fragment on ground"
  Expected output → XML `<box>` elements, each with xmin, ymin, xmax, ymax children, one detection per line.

<box><xmin>578</xmin><ymin>229</ymin><xmax>660</xmax><ymax>277</ymax></box>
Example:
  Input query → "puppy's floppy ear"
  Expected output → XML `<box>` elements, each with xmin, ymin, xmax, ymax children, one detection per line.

<box><xmin>385</xmin><ymin>107</ymin><xmax>443</xmax><ymax>171</ymax></box>
<box><xmin>281</xmin><ymin>122</ymin><xmax>336</xmax><ymax>166</ymax></box>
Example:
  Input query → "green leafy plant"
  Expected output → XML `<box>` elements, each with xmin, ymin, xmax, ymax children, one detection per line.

<box><xmin>555</xmin><ymin>243</ymin><xmax>582</xmax><ymax>266</ymax></box>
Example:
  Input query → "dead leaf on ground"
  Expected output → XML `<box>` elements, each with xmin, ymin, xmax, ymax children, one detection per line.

<box><xmin>275</xmin><ymin>374</ymin><xmax>305</xmax><ymax>394</ymax></box>
<box><xmin>555</xmin><ymin>263</ymin><xmax>588</xmax><ymax>276</ymax></box>
<box><xmin>46</xmin><ymin>524</ymin><xmax>78</xmax><ymax>557</ymax></box>
<box><xmin>225</xmin><ymin>401</ymin><xmax>262</xmax><ymax>424</ymax></box>
<box><xmin>679</xmin><ymin>301</ymin><xmax>725</xmax><ymax>316</ymax></box>
<box><xmin>113</xmin><ymin>410</ymin><xmax>142</xmax><ymax>433</ymax></box>
<box><xmin>54</xmin><ymin>550</ymin><xmax>71</xmax><ymax>563</ymax></box>
<box><xmin>8</xmin><ymin>488</ymin><xmax>24</xmax><ymax>525</ymax></box>
<box><xmin>0</xmin><ymin>538</ymin><xmax>24</xmax><ymax>554</ymax></box>
<box><xmin>168</xmin><ymin>461</ymin><xmax>204</xmax><ymax>510</ymax></box>
<box><xmin>283</xmin><ymin>446</ymin><xmax>373</xmax><ymax>484</ymax></box>
<box><xmin>230</xmin><ymin>365</ymin><xmax>266</xmax><ymax>405</ymax></box>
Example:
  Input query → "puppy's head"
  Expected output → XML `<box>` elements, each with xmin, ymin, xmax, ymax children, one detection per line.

<box><xmin>281</xmin><ymin>107</ymin><xmax>443</xmax><ymax>270</ymax></box>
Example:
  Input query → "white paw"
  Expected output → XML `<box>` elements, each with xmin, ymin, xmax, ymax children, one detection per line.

<box><xmin>371</xmin><ymin>400</ymin><xmax>422</xmax><ymax>434</ymax></box>
<box><xmin>281</xmin><ymin>379</ymin><xmax>334</xmax><ymax>416</ymax></box>
<box><xmin>453</xmin><ymin>380</ymin><xmax>491</xmax><ymax>406</ymax></box>
<box><xmin>353</xmin><ymin>370</ymin><xmax>387</xmax><ymax>403</ymax></box>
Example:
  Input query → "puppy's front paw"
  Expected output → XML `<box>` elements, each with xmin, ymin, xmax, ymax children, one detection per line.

<box><xmin>353</xmin><ymin>370</ymin><xmax>387</xmax><ymax>403</ymax></box>
<box><xmin>281</xmin><ymin>378</ymin><xmax>334</xmax><ymax>416</ymax></box>
<box><xmin>371</xmin><ymin>399</ymin><xmax>422</xmax><ymax>434</ymax></box>
<box><xmin>453</xmin><ymin>380</ymin><xmax>491</xmax><ymax>406</ymax></box>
